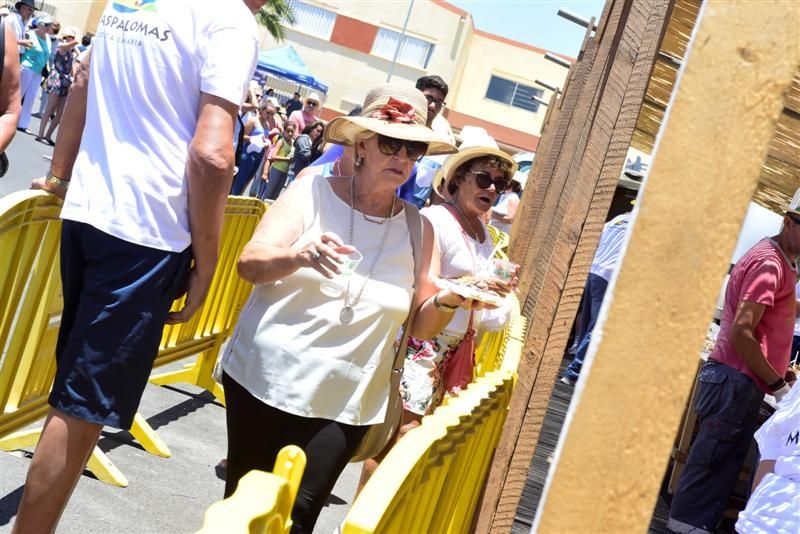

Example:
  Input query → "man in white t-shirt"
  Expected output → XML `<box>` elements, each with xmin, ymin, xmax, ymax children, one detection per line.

<box><xmin>17</xmin><ymin>1</ymin><xmax>263</xmax><ymax>531</ymax></box>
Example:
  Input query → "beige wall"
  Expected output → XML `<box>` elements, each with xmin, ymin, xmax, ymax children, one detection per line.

<box><xmin>47</xmin><ymin>0</ymin><xmax>105</xmax><ymax>36</ymax></box>
<box><xmin>260</xmin><ymin>0</ymin><xmax>470</xmax><ymax>113</ymax></box>
<box><xmin>450</xmin><ymin>33</ymin><xmax>569</xmax><ymax>135</ymax></box>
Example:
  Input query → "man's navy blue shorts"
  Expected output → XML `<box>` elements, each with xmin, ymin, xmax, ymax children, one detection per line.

<box><xmin>49</xmin><ymin>220</ymin><xmax>192</xmax><ymax>429</ymax></box>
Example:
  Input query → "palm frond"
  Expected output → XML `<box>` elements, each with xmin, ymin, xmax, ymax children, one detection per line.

<box><xmin>256</xmin><ymin>0</ymin><xmax>296</xmax><ymax>42</ymax></box>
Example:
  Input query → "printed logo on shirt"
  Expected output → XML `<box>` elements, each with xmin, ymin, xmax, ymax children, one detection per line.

<box><xmin>112</xmin><ymin>0</ymin><xmax>158</xmax><ymax>13</ymax></box>
<box><xmin>98</xmin><ymin>0</ymin><xmax>172</xmax><ymax>45</ymax></box>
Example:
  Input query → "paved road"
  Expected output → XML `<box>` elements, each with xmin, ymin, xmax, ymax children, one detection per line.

<box><xmin>2</xmin><ymin>110</ymin><xmax>53</xmax><ymax>198</ymax></box>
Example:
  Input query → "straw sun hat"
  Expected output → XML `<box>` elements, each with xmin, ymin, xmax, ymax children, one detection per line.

<box><xmin>324</xmin><ymin>84</ymin><xmax>457</xmax><ymax>156</ymax></box>
<box><xmin>432</xmin><ymin>126</ymin><xmax>517</xmax><ymax>195</ymax></box>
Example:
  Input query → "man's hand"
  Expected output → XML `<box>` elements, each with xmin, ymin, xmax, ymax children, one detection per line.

<box><xmin>165</xmin><ymin>266</ymin><xmax>215</xmax><ymax>324</ymax></box>
<box><xmin>31</xmin><ymin>176</ymin><xmax>68</xmax><ymax>199</ymax></box>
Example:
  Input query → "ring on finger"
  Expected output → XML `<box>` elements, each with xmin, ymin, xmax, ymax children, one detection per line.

<box><xmin>312</xmin><ymin>251</ymin><xmax>322</xmax><ymax>261</ymax></box>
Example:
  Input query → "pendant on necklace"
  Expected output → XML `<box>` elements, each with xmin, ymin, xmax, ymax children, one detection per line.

<box><xmin>340</xmin><ymin>306</ymin><xmax>355</xmax><ymax>325</ymax></box>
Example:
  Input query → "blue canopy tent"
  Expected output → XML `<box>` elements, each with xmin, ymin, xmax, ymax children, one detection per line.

<box><xmin>254</xmin><ymin>46</ymin><xmax>329</xmax><ymax>94</ymax></box>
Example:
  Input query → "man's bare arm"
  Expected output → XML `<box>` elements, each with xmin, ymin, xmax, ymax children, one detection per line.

<box><xmin>166</xmin><ymin>93</ymin><xmax>238</xmax><ymax>323</ymax></box>
<box><xmin>0</xmin><ymin>24</ymin><xmax>21</xmax><ymax>152</ymax></box>
<box><xmin>730</xmin><ymin>300</ymin><xmax>784</xmax><ymax>386</ymax></box>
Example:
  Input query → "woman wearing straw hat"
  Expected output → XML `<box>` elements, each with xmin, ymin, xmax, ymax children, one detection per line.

<box><xmin>401</xmin><ymin>143</ymin><xmax>521</xmax><ymax>417</ymax></box>
<box><xmin>219</xmin><ymin>84</ymin><xmax>455</xmax><ymax>532</ymax></box>
<box><xmin>35</xmin><ymin>26</ymin><xmax>79</xmax><ymax>146</ymax></box>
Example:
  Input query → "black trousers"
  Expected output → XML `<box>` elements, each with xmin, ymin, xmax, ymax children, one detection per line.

<box><xmin>223</xmin><ymin>373</ymin><xmax>369</xmax><ymax>534</ymax></box>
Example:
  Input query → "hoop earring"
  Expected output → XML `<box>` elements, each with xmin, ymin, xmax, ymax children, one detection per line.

<box><xmin>354</xmin><ymin>155</ymin><xmax>364</xmax><ymax>168</ymax></box>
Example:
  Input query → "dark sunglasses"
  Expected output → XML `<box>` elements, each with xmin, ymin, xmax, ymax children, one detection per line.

<box><xmin>306</xmin><ymin>101</ymin><xmax>318</xmax><ymax>107</ymax></box>
<box><xmin>425</xmin><ymin>94</ymin><xmax>446</xmax><ymax>108</ymax></box>
<box><xmin>467</xmin><ymin>170</ymin><xmax>511</xmax><ymax>194</ymax></box>
<box><xmin>376</xmin><ymin>134</ymin><xmax>429</xmax><ymax>161</ymax></box>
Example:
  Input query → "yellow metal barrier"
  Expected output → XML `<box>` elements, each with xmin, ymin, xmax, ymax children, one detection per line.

<box><xmin>134</xmin><ymin>197</ymin><xmax>266</xmax><ymax>457</ymax></box>
<box><xmin>0</xmin><ymin>191</ymin><xmax>128</xmax><ymax>487</ymax></box>
<box><xmin>342</xmin><ymin>298</ymin><xmax>526</xmax><ymax>533</ymax></box>
<box><xmin>198</xmin><ymin>445</ymin><xmax>306</xmax><ymax>534</ymax></box>
<box><xmin>486</xmin><ymin>225</ymin><xmax>510</xmax><ymax>260</ymax></box>
<box><xmin>0</xmin><ymin>193</ymin><xmax>265</xmax><ymax>484</ymax></box>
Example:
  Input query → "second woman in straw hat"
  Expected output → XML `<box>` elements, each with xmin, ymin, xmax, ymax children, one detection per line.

<box><xmin>218</xmin><ymin>83</ymin><xmax>455</xmax><ymax>532</ymax></box>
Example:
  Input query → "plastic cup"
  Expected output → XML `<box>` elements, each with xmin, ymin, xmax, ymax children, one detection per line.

<box><xmin>320</xmin><ymin>249</ymin><xmax>363</xmax><ymax>297</ymax></box>
<box><xmin>490</xmin><ymin>259</ymin><xmax>515</xmax><ymax>281</ymax></box>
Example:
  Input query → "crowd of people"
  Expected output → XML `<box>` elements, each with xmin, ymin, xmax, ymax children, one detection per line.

<box><xmin>2</xmin><ymin>1</ymin><xmax>796</xmax><ymax>534</ymax></box>
<box><xmin>4</xmin><ymin>0</ymin><xmax>89</xmax><ymax>145</ymax></box>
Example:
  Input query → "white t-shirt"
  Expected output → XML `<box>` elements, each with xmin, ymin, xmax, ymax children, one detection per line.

<box><xmin>222</xmin><ymin>176</ymin><xmax>414</xmax><ymax>425</ymax></box>
<box><xmin>735</xmin><ymin>384</ymin><xmax>800</xmax><ymax>533</ymax></box>
<box><xmin>8</xmin><ymin>13</ymin><xmax>28</xmax><ymax>55</ymax></box>
<box><xmin>61</xmin><ymin>0</ymin><xmax>259</xmax><ymax>252</ymax></box>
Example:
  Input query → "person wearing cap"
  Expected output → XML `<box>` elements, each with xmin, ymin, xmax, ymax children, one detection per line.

<box><xmin>668</xmin><ymin>192</ymin><xmax>800</xmax><ymax>534</ymax></box>
<box><xmin>219</xmin><ymin>83</ymin><xmax>456</xmax><ymax>532</ymax></box>
<box><xmin>9</xmin><ymin>0</ymin><xmax>35</xmax><ymax>55</ymax></box>
<box><xmin>16</xmin><ymin>12</ymin><xmax>51</xmax><ymax>133</ymax></box>
<box><xmin>35</xmin><ymin>26</ymin><xmax>78</xmax><ymax>145</ymax></box>
<box><xmin>33</xmin><ymin>18</ymin><xmax>60</xmax><ymax>118</ymax></box>
<box><xmin>287</xmin><ymin>91</ymin><xmax>320</xmax><ymax>134</ymax></box>
<box><xmin>285</xmin><ymin>90</ymin><xmax>302</xmax><ymax>116</ymax></box>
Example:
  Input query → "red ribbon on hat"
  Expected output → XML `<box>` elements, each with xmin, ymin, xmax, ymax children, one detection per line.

<box><xmin>370</xmin><ymin>97</ymin><xmax>416</xmax><ymax>124</ymax></box>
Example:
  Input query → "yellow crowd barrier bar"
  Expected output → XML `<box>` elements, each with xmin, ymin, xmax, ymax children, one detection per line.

<box><xmin>134</xmin><ymin>197</ymin><xmax>266</xmax><ymax>457</ymax></box>
<box><xmin>0</xmin><ymin>191</ymin><xmax>128</xmax><ymax>487</ymax></box>
<box><xmin>198</xmin><ymin>445</ymin><xmax>306</xmax><ymax>534</ymax></box>
<box><xmin>342</xmin><ymin>298</ymin><xmax>525</xmax><ymax>533</ymax></box>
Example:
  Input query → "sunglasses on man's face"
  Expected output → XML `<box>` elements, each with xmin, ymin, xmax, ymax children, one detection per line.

<box><xmin>425</xmin><ymin>94</ymin><xmax>446</xmax><ymax>108</ymax></box>
<box><xmin>306</xmin><ymin>101</ymin><xmax>318</xmax><ymax>107</ymax></box>
<box><xmin>376</xmin><ymin>134</ymin><xmax>429</xmax><ymax>161</ymax></box>
<box><xmin>467</xmin><ymin>170</ymin><xmax>511</xmax><ymax>194</ymax></box>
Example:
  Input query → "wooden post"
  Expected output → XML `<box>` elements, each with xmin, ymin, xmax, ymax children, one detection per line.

<box><xmin>477</xmin><ymin>0</ymin><xmax>676</xmax><ymax>530</ymax></box>
<box><xmin>533</xmin><ymin>1</ymin><xmax>800</xmax><ymax>531</ymax></box>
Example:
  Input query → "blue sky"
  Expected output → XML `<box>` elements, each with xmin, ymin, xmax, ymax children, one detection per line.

<box><xmin>449</xmin><ymin>0</ymin><xmax>606</xmax><ymax>57</ymax></box>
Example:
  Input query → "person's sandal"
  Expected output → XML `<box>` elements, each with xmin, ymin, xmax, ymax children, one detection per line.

<box><xmin>45</xmin><ymin>138</ymin><xmax>55</xmax><ymax>146</ymax></box>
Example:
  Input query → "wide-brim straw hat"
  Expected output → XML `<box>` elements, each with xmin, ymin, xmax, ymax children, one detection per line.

<box><xmin>324</xmin><ymin>84</ymin><xmax>457</xmax><ymax>157</ymax></box>
<box><xmin>432</xmin><ymin>127</ymin><xmax>517</xmax><ymax>194</ymax></box>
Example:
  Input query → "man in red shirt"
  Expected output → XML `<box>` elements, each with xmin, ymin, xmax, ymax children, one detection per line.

<box><xmin>668</xmin><ymin>195</ymin><xmax>800</xmax><ymax>533</ymax></box>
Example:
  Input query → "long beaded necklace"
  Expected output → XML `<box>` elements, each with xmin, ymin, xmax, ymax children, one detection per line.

<box><xmin>340</xmin><ymin>176</ymin><xmax>396</xmax><ymax>324</ymax></box>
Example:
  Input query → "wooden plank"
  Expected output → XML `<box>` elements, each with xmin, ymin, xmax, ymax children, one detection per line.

<box><xmin>481</xmin><ymin>1</ymin><xmax>674</xmax><ymax>531</ymax></box>
<box><xmin>532</xmin><ymin>1</ymin><xmax>800</xmax><ymax>531</ymax></box>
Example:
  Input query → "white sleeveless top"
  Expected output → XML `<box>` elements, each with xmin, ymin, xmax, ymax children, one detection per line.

<box><xmin>221</xmin><ymin>175</ymin><xmax>414</xmax><ymax>425</ymax></box>
<box><xmin>421</xmin><ymin>205</ymin><xmax>510</xmax><ymax>336</ymax></box>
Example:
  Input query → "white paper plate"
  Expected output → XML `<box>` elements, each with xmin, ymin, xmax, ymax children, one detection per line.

<box><xmin>435</xmin><ymin>278</ymin><xmax>506</xmax><ymax>307</ymax></box>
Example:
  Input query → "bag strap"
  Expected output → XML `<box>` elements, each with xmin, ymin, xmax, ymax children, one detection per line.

<box><xmin>234</xmin><ymin>113</ymin><xmax>246</xmax><ymax>167</ymax></box>
<box><xmin>442</xmin><ymin>203</ymin><xmax>477</xmax><ymax>327</ymax></box>
<box><xmin>393</xmin><ymin>200</ymin><xmax>424</xmax><ymax>369</ymax></box>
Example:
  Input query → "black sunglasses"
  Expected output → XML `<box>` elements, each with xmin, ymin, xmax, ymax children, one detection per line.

<box><xmin>306</xmin><ymin>101</ymin><xmax>318</xmax><ymax>107</ymax></box>
<box><xmin>467</xmin><ymin>170</ymin><xmax>511</xmax><ymax>194</ymax></box>
<box><xmin>425</xmin><ymin>94</ymin><xmax>446</xmax><ymax>108</ymax></box>
<box><xmin>377</xmin><ymin>134</ymin><xmax>429</xmax><ymax>161</ymax></box>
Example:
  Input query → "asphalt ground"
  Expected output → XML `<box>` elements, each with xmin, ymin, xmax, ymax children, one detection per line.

<box><xmin>0</xmin><ymin>100</ymin><xmax>361</xmax><ymax>533</ymax></box>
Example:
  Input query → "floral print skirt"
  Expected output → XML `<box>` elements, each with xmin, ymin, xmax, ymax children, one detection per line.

<box><xmin>401</xmin><ymin>332</ymin><xmax>463</xmax><ymax>416</ymax></box>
